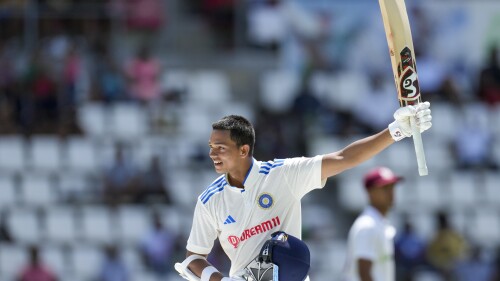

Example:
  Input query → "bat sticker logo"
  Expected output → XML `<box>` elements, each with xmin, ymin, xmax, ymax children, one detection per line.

<box><xmin>398</xmin><ymin>47</ymin><xmax>420</xmax><ymax>101</ymax></box>
<box><xmin>401</xmin><ymin>70</ymin><xmax>418</xmax><ymax>98</ymax></box>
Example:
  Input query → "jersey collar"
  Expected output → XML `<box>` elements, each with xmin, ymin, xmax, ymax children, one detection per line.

<box><xmin>364</xmin><ymin>205</ymin><xmax>387</xmax><ymax>223</ymax></box>
<box><xmin>242</xmin><ymin>158</ymin><xmax>259</xmax><ymax>189</ymax></box>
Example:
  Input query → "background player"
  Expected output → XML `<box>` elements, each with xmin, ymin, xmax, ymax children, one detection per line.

<box><xmin>176</xmin><ymin>102</ymin><xmax>432</xmax><ymax>281</ymax></box>
<box><xmin>342</xmin><ymin>167</ymin><xmax>402</xmax><ymax>281</ymax></box>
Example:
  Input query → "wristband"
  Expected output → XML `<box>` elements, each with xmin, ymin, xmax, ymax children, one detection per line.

<box><xmin>201</xmin><ymin>266</ymin><xmax>219</xmax><ymax>281</ymax></box>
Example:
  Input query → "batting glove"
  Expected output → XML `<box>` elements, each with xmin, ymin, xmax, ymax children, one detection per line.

<box><xmin>388</xmin><ymin>101</ymin><xmax>432</xmax><ymax>141</ymax></box>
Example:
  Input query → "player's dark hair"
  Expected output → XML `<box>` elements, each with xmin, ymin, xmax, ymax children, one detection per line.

<box><xmin>212</xmin><ymin>115</ymin><xmax>255</xmax><ymax>156</ymax></box>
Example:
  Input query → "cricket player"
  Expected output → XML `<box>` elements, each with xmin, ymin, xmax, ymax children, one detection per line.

<box><xmin>342</xmin><ymin>167</ymin><xmax>402</xmax><ymax>281</ymax></box>
<box><xmin>175</xmin><ymin>102</ymin><xmax>432</xmax><ymax>281</ymax></box>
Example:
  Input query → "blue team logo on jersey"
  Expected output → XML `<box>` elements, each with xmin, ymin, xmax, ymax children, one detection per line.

<box><xmin>257</xmin><ymin>193</ymin><xmax>274</xmax><ymax>209</ymax></box>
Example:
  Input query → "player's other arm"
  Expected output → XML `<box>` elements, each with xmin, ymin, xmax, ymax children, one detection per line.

<box><xmin>358</xmin><ymin>259</ymin><xmax>375</xmax><ymax>281</ymax></box>
<box><xmin>186</xmin><ymin>251</ymin><xmax>224</xmax><ymax>281</ymax></box>
<box><xmin>321</xmin><ymin>102</ymin><xmax>432</xmax><ymax>179</ymax></box>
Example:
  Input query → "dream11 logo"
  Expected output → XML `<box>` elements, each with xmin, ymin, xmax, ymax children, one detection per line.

<box><xmin>227</xmin><ymin>216</ymin><xmax>281</xmax><ymax>249</ymax></box>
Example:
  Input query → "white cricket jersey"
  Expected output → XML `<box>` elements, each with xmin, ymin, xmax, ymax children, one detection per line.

<box><xmin>342</xmin><ymin>206</ymin><xmax>396</xmax><ymax>281</ymax></box>
<box><xmin>187</xmin><ymin>156</ymin><xmax>325</xmax><ymax>277</ymax></box>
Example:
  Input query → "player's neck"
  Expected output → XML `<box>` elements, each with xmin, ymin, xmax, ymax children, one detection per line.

<box><xmin>227</xmin><ymin>157</ymin><xmax>253</xmax><ymax>189</ymax></box>
<box><xmin>371</xmin><ymin>204</ymin><xmax>389</xmax><ymax>217</ymax></box>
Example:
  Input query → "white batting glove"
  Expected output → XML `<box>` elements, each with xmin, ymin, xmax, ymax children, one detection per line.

<box><xmin>388</xmin><ymin>101</ymin><xmax>432</xmax><ymax>141</ymax></box>
<box><xmin>222</xmin><ymin>277</ymin><xmax>246</xmax><ymax>281</ymax></box>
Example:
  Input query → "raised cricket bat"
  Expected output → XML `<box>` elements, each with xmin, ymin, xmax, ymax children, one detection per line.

<box><xmin>378</xmin><ymin>0</ymin><xmax>428</xmax><ymax>176</ymax></box>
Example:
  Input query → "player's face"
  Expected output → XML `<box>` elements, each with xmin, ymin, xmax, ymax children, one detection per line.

<box><xmin>369</xmin><ymin>184</ymin><xmax>395</xmax><ymax>210</ymax></box>
<box><xmin>209</xmin><ymin>129</ymin><xmax>243</xmax><ymax>174</ymax></box>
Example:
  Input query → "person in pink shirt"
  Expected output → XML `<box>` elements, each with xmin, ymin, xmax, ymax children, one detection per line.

<box><xmin>125</xmin><ymin>46</ymin><xmax>162</xmax><ymax>103</ymax></box>
<box><xmin>17</xmin><ymin>246</ymin><xmax>58</xmax><ymax>281</ymax></box>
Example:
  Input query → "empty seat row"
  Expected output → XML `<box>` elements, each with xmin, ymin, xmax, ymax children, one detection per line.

<box><xmin>4</xmin><ymin>205</ymin><xmax>183</xmax><ymax>246</ymax></box>
<box><xmin>0</xmin><ymin>243</ymin><xmax>179</xmax><ymax>281</ymax></box>
<box><xmin>338</xmin><ymin>170</ymin><xmax>500</xmax><ymax>212</ymax></box>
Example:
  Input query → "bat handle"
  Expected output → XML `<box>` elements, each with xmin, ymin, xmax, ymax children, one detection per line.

<box><xmin>410</xmin><ymin>116</ymin><xmax>428</xmax><ymax>176</ymax></box>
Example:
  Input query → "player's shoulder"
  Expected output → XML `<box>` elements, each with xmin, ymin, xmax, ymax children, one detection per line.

<box><xmin>198</xmin><ymin>175</ymin><xmax>228</xmax><ymax>205</ymax></box>
<box><xmin>353</xmin><ymin>214</ymin><xmax>378</xmax><ymax>230</ymax></box>
<box><xmin>258</xmin><ymin>158</ymin><xmax>286</xmax><ymax>175</ymax></box>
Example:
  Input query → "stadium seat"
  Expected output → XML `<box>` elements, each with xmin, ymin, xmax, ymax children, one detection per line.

<box><xmin>307</xmin><ymin>136</ymin><xmax>345</xmax><ymax>157</ymax></box>
<box><xmin>412</xmin><ymin>176</ymin><xmax>444</xmax><ymax>211</ymax></box>
<box><xmin>160</xmin><ymin>69</ymin><xmax>190</xmax><ymax>94</ymax></box>
<box><xmin>28</xmin><ymin>136</ymin><xmax>62</xmax><ymax>172</ymax></box>
<box><xmin>337</xmin><ymin>174</ymin><xmax>368</xmax><ymax>212</ymax></box>
<box><xmin>484</xmin><ymin>172</ymin><xmax>500</xmax><ymax>206</ymax></box>
<box><xmin>469</xmin><ymin>208</ymin><xmax>500</xmax><ymax>247</ymax></box>
<box><xmin>0</xmin><ymin>175</ymin><xmax>18</xmax><ymax>208</ymax></box>
<box><xmin>260</xmin><ymin>71</ymin><xmax>299</xmax><ymax>113</ymax></box>
<box><xmin>122</xmin><ymin>246</ymin><xmax>143</xmax><ymax>271</ymax></box>
<box><xmin>110</xmin><ymin>103</ymin><xmax>148</xmax><ymax>140</ymax></box>
<box><xmin>44</xmin><ymin>207</ymin><xmax>78</xmax><ymax>244</ymax></box>
<box><xmin>188</xmin><ymin>70</ymin><xmax>231</xmax><ymax>104</ymax></box>
<box><xmin>161</xmin><ymin>206</ymin><xmax>182</xmax><ymax>231</ymax></box>
<box><xmin>427</xmin><ymin>103</ymin><xmax>457</xmax><ymax>141</ymax></box>
<box><xmin>78</xmin><ymin>102</ymin><xmax>108</xmax><ymax>137</ymax></box>
<box><xmin>57</xmin><ymin>173</ymin><xmax>91</xmax><ymax>202</ymax></box>
<box><xmin>40</xmin><ymin>246</ymin><xmax>68</xmax><ymax>277</ymax></box>
<box><xmin>0</xmin><ymin>244</ymin><xmax>28</xmax><ymax>279</ymax></box>
<box><xmin>81</xmin><ymin>206</ymin><xmax>118</xmax><ymax>244</ymax></box>
<box><xmin>20</xmin><ymin>173</ymin><xmax>56</xmax><ymax>207</ymax></box>
<box><xmin>425</xmin><ymin>138</ymin><xmax>454</xmax><ymax>173</ymax></box>
<box><xmin>64</xmin><ymin>137</ymin><xmax>98</xmax><ymax>173</ymax></box>
<box><xmin>117</xmin><ymin>206</ymin><xmax>150</xmax><ymax>245</ymax></box>
<box><xmin>7</xmin><ymin>209</ymin><xmax>41</xmax><ymax>244</ymax></box>
<box><xmin>386</xmin><ymin>141</ymin><xmax>417</xmax><ymax>174</ymax></box>
<box><xmin>409</xmin><ymin>211</ymin><xmax>435</xmax><ymax>240</ymax></box>
<box><xmin>70</xmin><ymin>245</ymin><xmax>102</xmax><ymax>279</ymax></box>
<box><xmin>176</xmin><ymin>104</ymin><xmax>213</xmax><ymax>139</ymax></box>
<box><xmin>0</xmin><ymin>136</ymin><xmax>27</xmax><ymax>172</ymax></box>
<box><xmin>328</xmin><ymin>72</ymin><xmax>369</xmax><ymax>112</ymax></box>
<box><xmin>447</xmin><ymin>171</ymin><xmax>477</xmax><ymax>209</ymax></box>
<box><xmin>308</xmin><ymin>71</ymin><xmax>335</xmax><ymax>101</ymax></box>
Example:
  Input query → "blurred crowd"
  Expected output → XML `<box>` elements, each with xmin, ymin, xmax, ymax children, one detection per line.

<box><xmin>0</xmin><ymin>0</ymin><xmax>500</xmax><ymax>281</ymax></box>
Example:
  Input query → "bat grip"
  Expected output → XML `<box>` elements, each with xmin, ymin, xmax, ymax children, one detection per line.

<box><xmin>410</xmin><ymin>116</ymin><xmax>428</xmax><ymax>176</ymax></box>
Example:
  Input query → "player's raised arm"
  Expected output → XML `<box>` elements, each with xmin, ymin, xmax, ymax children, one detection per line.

<box><xmin>320</xmin><ymin>102</ymin><xmax>431</xmax><ymax>179</ymax></box>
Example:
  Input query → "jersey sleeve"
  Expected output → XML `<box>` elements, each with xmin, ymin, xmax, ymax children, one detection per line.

<box><xmin>282</xmin><ymin>155</ymin><xmax>326</xmax><ymax>199</ymax></box>
<box><xmin>351</xmin><ymin>226</ymin><xmax>377</xmax><ymax>261</ymax></box>
<box><xmin>186</xmin><ymin>200</ymin><xmax>219</xmax><ymax>255</ymax></box>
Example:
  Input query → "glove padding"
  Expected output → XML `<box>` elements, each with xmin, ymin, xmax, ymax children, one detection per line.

<box><xmin>388</xmin><ymin>101</ymin><xmax>432</xmax><ymax>141</ymax></box>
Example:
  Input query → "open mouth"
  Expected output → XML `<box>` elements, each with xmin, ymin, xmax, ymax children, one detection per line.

<box><xmin>214</xmin><ymin>161</ymin><xmax>222</xmax><ymax>167</ymax></box>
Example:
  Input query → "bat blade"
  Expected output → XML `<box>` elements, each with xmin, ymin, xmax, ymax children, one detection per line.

<box><xmin>379</xmin><ymin>0</ymin><xmax>428</xmax><ymax>176</ymax></box>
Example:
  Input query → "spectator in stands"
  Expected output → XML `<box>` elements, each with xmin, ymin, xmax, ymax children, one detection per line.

<box><xmin>95</xmin><ymin>49</ymin><xmax>128</xmax><ymax>103</ymax></box>
<box><xmin>137</xmin><ymin>155</ymin><xmax>172</xmax><ymax>204</ymax></box>
<box><xmin>0</xmin><ymin>210</ymin><xmax>14</xmax><ymax>243</ymax></box>
<box><xmin>125</xmin><ymin>46</ymin><xmax>162</xmax><ymax>103</ymax></box>
<box><xmin>98</xmin><ymin>245</ymin><xmax>129</xmax><ymax>281</ymax></box>
<box><xmin>140</xmin><ymin>211</ymin><xmax>177</xmax><ymax>277</ymax></box>
<box><xmin>248</xmin><ymin>0</ymin><xmax>330</xmax><ymax>72</ymax></box>
<box><xmin>17</xmin><ymin>245</ymin><xmax>58</xmax><ymax>281</ymax></box>
<box><xmin>395</xmin><ymin>219</ymin><xmax>427</xmax><ymax>281</ymax></box>
<box><xmin>23</xmin><ymin>49</ymin><xmax>59</xmax><ymax>134</ymax></box>
<box><xmin>477</xmin><ymin>46</ymin><xmax>500</xmax><ymax>106</ymax></box>
<box><xmin>490</xmin><ymin>247</ymin><xmax>500</xmax><ymax>281</ymax></box>
<box><xmin>454</xmin><ymin>245</ymin><xmax>494</xmax><ymax>281</ymax></box>
<box><xmin>201</xmin><ymin>0</ymin><xmax>235</xmax><ymax>48</ymax></box>
<box><xmin>426</xmin><ymin>212</ymin><xmax>468</xmax><ymax>280</ymax></box>
<box><xmin>102</xmin><ymin>143</ymin><xmax>140</xmax><ymax>205</ymax></box>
